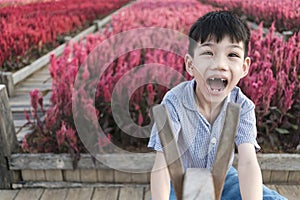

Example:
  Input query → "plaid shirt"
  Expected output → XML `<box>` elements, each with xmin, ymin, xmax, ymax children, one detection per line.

<box><xmin>148</xmin><ymin>79</ymin><xmax>260</xmax><ymax>170</ymax></box>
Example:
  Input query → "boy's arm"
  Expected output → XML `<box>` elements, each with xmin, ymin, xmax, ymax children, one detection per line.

<box><xmin>151</xmin><ymin>151</ymin><xmax>170</xmax><ymax>200</ymax></box>
<box><xmin>238</xmin><ymin>143</ymin><xmax>263</xmax><ymax>200</ymax></box>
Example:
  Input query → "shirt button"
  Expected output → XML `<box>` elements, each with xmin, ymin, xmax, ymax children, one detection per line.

<box><xmin>211</xmin><ymin>137</ymin><xmax>217</xmax><ymax>144</ymax></box>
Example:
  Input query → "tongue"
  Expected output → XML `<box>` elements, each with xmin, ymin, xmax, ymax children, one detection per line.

<box><xmin>207</xmin><ymin>78</ymin><xmax>225</xmax><ymax>91</ymax></box>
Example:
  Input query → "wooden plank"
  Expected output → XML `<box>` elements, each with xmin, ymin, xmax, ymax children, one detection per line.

<box><xmin>63</xmin><ymin>169</ymin><xmax>81</xmax><ymax>182</ymax></box>
<box><xmin>183</xmin><ymin>168</ymin><xmax>215</xmax><ymax>200</ymax></box>
<box><xmin>265</xmin><ymin>184</ymin><xmax>278</xmax><ymax>191</ymax></box>
<box><xmin>144</xmin><ymin>187</ymin><xmax>151</xmax><ymax>200</ymax></box>
<box><xmin>0</xmin><ymin>72</ymin><xmax>14</xmax><ymax>96</ymax></box>
<box><xmin>257</xmin><ymin>154</ymin><xmax>300</xmax><ymax>171</ymax></box>
<box><xmin>14</xmin><ymin>188</ymin><xmax>44</xmax><ymax>200</ymax></box>
<box><xmin>35</xmin><ymin>170</ymin><xmax>46</xmax><ymax>181</ymax></box>
<box><xmin>14</xmin><ymin>84</ymin><xmax>52</xmax><ymax>92</ymax></box>
<box><xmin>288</xmin><ymin>171</ymin><xmax>300</xmax><ymax>184</ymax></box>
<box><xmin>212</xmin><ymin>103</ymin><xmax>241</xmax><ymax>200</ymax></box>
<box><xmin>40</xmin><ymin>188</ymin><xmax>68</xmax><ymax>200</ymax></box>
<box><xmin>9</xmin><ymin>153</ymin><xmax>155</xmax><ymax>171</ymax></box>
<box><xmin>0</xmin><ymin>189</ymin><xmax>19</xmax><ymax>200</ymax></box>
<box><xmin>97</xmin><ymin>169</ymin><xmax>114</xmax><ymax>182</ymax></box>
<box><xmin>23</xmin><ymin>76</ymin><xmax>51</xmax><ymax>83</ymax></box>
<box><xmin>270</xmin><ymin>170</ymin><xmax>289</xmax><ymax>183</ymax></box>
<box><xmin>131</xmin><ymin>172</ymin><xmax>150</xmax><ymax>184</ymax></box>
<box><xmin>152</xmin><ymin>104</ymin><xmax>184</xmax><ymax>200</ymax></box>
<box><xmin>80</xmin><ymin>169</ymin><xmax>98</xmax><ymax>183</ymax></box>
<box><xmin>276</xmin><ymin>185</ymin><xmax>300</xmax><ymax>200</ymax></box>
<box><xmin>92</xmin><ymin>187</ymin><xmax>119</xmax><ymax>200</ymax></box>
<box><xmin>45</xmin><ymin>170</ymin><xmax>63</xmax><ymax>181</ymax></box>
<box><xmin>12</xmin><ymin>170</ymin><xmax>22</xmax><ymax>183</ymax></box>
<box><xmin>11</xmin><ymin>152</ymin><xmax>300</xmax><ymax>171</ymax></box>
<box><xmin>17</xmin><ymin>82</ymin><xmax>52</xmax><ymax>88</ymax></box>
<box><xmin>114</xmin><ymin>170</ymin><xmax>132</xmax><ymax>183</ymax></box>
<box><xmin>13</xmin><ymin>120</ymin><xmax>28</xmax><ymax>128</ymax></box>
<box><xmin>65</xmin><ymin>188</ymin><xmax>94</xmax><ymax>200</ymax></box>
<box><xmin>21</xmin><ymin>170</ymin><xmax>36</xmax><ymax>181</ymax></box>
<box><xmin>0</xmin><ymin>85</ymin><xmax>18</xmax><ymax>188</ymax></box>
<box><xmin>119</xmin><ymin>187</ymin><xmax>144</xmax><ymax>200</ymax></box>
<box><xmin>9</xmin><ymin>93</ymin><xmax>51</xmax><ymax>108</ymax></box>
<box><xmin>262</xmin><ymin>170</ymin><xmax>272</xmax><ymax>184</ymax></box>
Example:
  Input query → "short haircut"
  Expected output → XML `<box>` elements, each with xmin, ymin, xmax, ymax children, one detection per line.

<box><xmin>188</xmin><ymin>10</ymin><xmax>250</xmax><ymax>58</ymax></box>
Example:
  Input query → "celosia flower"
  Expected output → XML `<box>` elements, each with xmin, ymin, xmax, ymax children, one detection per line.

<box><xmin>30</xmin><ymin>89</ymin><xmax>39</xmax><ymax>111</ymax></box>
<box><xmin>22</xmin><ymin>136</ymin><xmax>29</xmax><ymax>152</ymax></box>
<box><xmin>24</xmin><ymin>109</ymin><xmax>31</xmax><ymax>123</ymax></box>
<box><xmin>56</xmin><ymin>122</ymin><xmax>67</xmax><ymax>148</ymax></box>
<box><xmin>97</xmin><ymin>133</ymin><xmax>111</xmax><ymax>147</ymax></box>
<box><xmin>66</xmin><ymin>127</ymin><xmax>78</xmax><ymax>152</ymax></box>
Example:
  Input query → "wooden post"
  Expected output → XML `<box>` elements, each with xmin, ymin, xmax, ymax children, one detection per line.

<box><xmin>0</xmin><ymin>84</ymin><xmax>18</xmax><ymax>188</ymax></box>
<box><xmin>212</xmin><ymin>103</ymin><xmax>241</xmax><ymax>200</ymax></box>
<box><xmin>152</xmin><ymin>104</ymin><xmax>185</xmax><ymax>200</ymax></box>
<box><xmin>0</xmin><ymin>72</ymin><xmax>14</xmax><ymax>97</ymax></box>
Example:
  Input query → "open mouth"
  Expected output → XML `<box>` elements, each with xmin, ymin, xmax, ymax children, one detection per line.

<box><xmin>206</xmin><ymin>78</ymin><xmax>228</xmax><ymax>92</ymax></box>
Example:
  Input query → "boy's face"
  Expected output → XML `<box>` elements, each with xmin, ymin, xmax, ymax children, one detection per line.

<box><xmin>185</xmin><ymin>35</ymin><xmax>250</xmax><ymax>104</ymax></box>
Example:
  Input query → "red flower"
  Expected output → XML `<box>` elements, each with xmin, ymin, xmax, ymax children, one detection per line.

<box><xmin>56</xmin><ymin>122</ymin><xmax>67</xmax><ymax>148</ymax></box>
<box><xmin>29</xmin><ymin>89</ymin><xmax>39</xmax><ymax>111</ymax></box>
<box><xmin>97</xmin><ymin>133</ymin><xmax>111</xmax><ymax>147</ymax></box>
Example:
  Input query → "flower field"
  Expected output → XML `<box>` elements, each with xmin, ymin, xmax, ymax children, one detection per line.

<box><xmin>0</xmin><ymin>0</ymin><xmax>52</xmax><ymax>6</ymax></box>
<box><xmin>20</xmin><ymin>0</ymin><xmax>299</xmax><ymax>155</ymax></box>
<box><xmin>0</xmin><ymin>0</ymin><xmax>130</xmax><ymax>72</ymax></box>
<box><xmin>200</xmin><ymin>0</ymin><xmax>300</xmax><ymax>32</ymax></box>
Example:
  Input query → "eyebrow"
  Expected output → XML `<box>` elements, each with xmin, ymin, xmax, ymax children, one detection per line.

<box><xmin>228</xmin><ymin>44</ymin><xmax>243</xmax><ymax>51</ymax></box>
<box><xmin>198</xmin><ymin>42</ymin><xmax>244</xmax><ymax>51</ymax></box>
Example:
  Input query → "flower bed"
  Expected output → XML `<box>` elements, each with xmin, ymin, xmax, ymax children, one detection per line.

<box><xmin>200</xmin><ymin>0</ymin><xmax>300</xmax><ymax>32</ymax></box>
<box><xmin>7</xmin><ymin>153</ymin><xmax>300</xmax><ymax>186</ymax></box>
<box><xmin>22</xmin><ymin>0</ymin><xmax>300</xmax><ymax>157</ymax></box>
<box><xmin>0</xmin><ymin>0</ymin><xmax>53</xmax><ymax>7</ymax></box>
<box><xmin>0</xmin><ymin>0</ymin><xmax>130</xmax><ymax>72</ymax></box>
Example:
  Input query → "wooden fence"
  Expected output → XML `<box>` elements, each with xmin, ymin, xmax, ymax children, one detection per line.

<box><xmin>0</xmin><ymin>85</ymin><xmax>18</xmax><ymax>188</ymax></box>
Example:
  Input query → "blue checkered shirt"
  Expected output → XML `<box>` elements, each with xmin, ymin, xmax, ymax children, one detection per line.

<box><xmin>148</xmin><ymin>79</ymin><xmax>260</xmax><ymax>170</ymax></box>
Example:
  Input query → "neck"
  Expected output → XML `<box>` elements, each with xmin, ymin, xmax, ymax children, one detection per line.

<box><xmin>194</xmin><ymin>92</ymin><xmax>224</xmax><ymax>124</ymax></box>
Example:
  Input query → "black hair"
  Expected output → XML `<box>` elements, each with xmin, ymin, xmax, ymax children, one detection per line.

<box><xmin>188</xmin><ymin>10</ymin><xmax>250</xmax><ymax>58</ymax></box>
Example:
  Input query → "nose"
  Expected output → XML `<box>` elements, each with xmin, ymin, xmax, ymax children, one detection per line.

<box><xmin>212</xmin><ymin>54</ymin><xmax>229</xmax><ymax>71</ymax></box>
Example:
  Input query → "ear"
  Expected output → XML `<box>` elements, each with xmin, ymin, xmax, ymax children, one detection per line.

<box><xmin>185</xmin><ymin>54</ymin><xmax>194</xmax><ymax>77</ymax></box>
<box><xmin>241</xmin><ymin>56</ymin><xmax>251</xmax><ymax>78</ymax></box>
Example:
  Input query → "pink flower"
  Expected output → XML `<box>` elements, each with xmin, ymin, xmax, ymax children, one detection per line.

<box><xmin>24</xmin><ymin>109</ymin><xmax>31</xmax><ymax>123</ymax></box>
<box><xmin>56</xmin><ymin>122</ymin><xmax>67</xmax><ymax>148</ymax></box>
<box><xmin>66</xmin><ymin>127</ymin><xmax>78</xmax><ymax>151</ymax></box>
<box><xmin>30</xmin><ymin>89</ymin><xmax>39</xmax><ymax>111</ymax></box>
<box><xmin>97</xmin><ymin>133</ymin><xmax>111</xmax><ymax>147</ymax></box>
<box><xmin>22</xmin><ymin>136</ymin><xmax>29</xmax><ymax>152</ymax></box>
<box><xmin>147</xmin><ymin>84</ymin><xmax>155</xmax><ymax>105</ymax></box>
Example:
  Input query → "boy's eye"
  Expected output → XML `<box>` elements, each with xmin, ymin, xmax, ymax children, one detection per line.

<box><xmin>202</xmin><ymin>51</ymin><xmax>213</xmax><ymax>56</ymax></box>
<box><xmin>228</xmin><ymin>53</ymin><xmax>240</xmax><ymax>58</ymax></box>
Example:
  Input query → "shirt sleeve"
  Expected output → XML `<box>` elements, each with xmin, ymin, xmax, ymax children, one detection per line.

<box><xmin>148</xmin><ymin>92</ymin><xmax>182</xmax><ymax>152</ymax></box>
<box><xmin>235</xmin><ymin>101</ymin><xmax>261</xmax><ymax>151</ymax></box>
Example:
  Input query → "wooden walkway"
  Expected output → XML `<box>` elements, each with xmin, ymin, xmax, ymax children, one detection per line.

<box><xmin>0</xmin><ymin>184</ymin><xmax>300</xmax><ymax>200</ymax></box>
<box><xmin>0</xmin><ymin>185</ymin><xmax>150</xmax><ymax>200</ymax></box>
<box><xmin>9</xmin><ymin>65</ymin><xmax>52</xmax><ymax>142</ymax></box>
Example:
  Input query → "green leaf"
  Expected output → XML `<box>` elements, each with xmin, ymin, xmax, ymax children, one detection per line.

<box><xmin>275</xmin><ymin>128</ymin><xmax>290</xmax><ymax>134</ymax></box>
<box><xmin>285</xmin><ymin>113</ymin><xmax>296</xmax><ymax>119</ymax></box>
<box><xmin>291</xmin><ymin>124</ymin><xmax>298</xmax><ymax>130</ymax></box>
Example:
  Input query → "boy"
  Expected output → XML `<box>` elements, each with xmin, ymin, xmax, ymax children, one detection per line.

<box><xmin>148</xmin><ymin>11</ymin><xmax>287</xmax><ymax>200</ymax></box>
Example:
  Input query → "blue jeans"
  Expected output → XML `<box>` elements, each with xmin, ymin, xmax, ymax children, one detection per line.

<box><xmin>155</xmin><ymin>167</ymin><xmax>287</xmax><ymax>200</ymax></box>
